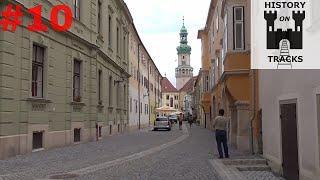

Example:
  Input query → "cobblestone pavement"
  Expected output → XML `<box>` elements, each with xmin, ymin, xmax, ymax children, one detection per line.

<box><xmin>0</xmin><ymin>124</ymin><xmax>221</xmax><ymax>180</ymax></box>
<box><xmin>0</xmin><ymin>124</ymin><xmax>285</xmax><ymax>180</ymax></box>
<box><xmin>79</xmin><ymin>125</ymin><xmax>219</xmax><ymax>180</ymax></box>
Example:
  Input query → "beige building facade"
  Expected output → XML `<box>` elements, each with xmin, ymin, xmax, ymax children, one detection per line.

<box><xmin>0</xmin><ymin>0</ymin><xmax>131</xmax><ymax>159</ymax></box>
<box><xmin>128</xmin><ymin>23</ymin><xmax>162</xmax><ymax>130</ymax></box>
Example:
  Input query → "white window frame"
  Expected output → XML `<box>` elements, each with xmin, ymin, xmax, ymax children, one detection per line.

<box><xmin>233</xmin><ymin>6</ymin><xmax>244</xmax><ymax>50</ymax></box>
<box><xmin>73</xmin><ymin>0</ymin><xmax>80</xmax><ymax>21</ymax></box>
<box><xmin>222</xmin><ymin>13</ymin><xmax>228</xmax><ymax>62</ymax></box>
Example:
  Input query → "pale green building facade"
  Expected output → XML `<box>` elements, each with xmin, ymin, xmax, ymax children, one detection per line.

<box><xmin>0</xmin><ymin>0</ymin><xmax>131</xmax><ymax>159</ymax></box>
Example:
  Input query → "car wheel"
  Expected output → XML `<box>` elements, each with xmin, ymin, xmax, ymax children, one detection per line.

<box><xmin>168</xmin><ymin>128</ymin><xmax>171</xmax><ymax>131</ymax></box>
<box><xmin>154</xmin><ymin>128</ymin><xmax>157</xmax><ymax>131</ymax></box>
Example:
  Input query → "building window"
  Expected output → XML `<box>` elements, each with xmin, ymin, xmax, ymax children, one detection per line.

<box><xmin>98</xmin><ymin>70</ymin><xmax>102</xmax><ymax>102</ymax></box>
<box><xmin>135</xmin><ymin>100</ymin><xmax>138</xmax><ymax>113</ymax></box>
<box><xmin>116</xmin><ymin>27</ymin><xmax>119</xmax><ymax>54</ymax></box>
<box><xmin>73</xmin><ymin>0</ymin><xmax>80</xmax><ymax>20</ymax></box>
<box><xmin>73</xmin><ymin>60</ymin><xmax>81</xmax><ymax>102</ymax></box>
<box><xmin>74</xmin><ymin>128</ymin><xmax>81</xmax><ymax>142</ymax></box>
<box><xmin>123</xmin><ymin>35</ymin><xmax>126</xmax><ymax>59</ymax></box>
<box><xmin>97</xmin><ymin>1</ymin><xmax>102</xmax><ymax>34</ymax></box>
<box><xmin>32</xmin><ymin>131</ymin><xmax>43</xmax><ymax>150</ymax></box>
<box><xmin>109</xmin><ymin>76</ymin><xmax>113</xmax><ymax>106</ymax></box>
<box><xmin>170</xmin><ymin>98</ymin><xmax>173</xmax><ymax>107</ymax></box>
<box><xmin>108</xmin><ymin>15</ymin><xmax>112</xmax><ymax>46</ymax></box>
<box><xmin>166</xmin><ymin>95</ymin><xmax>169</xmax><ymax>100</ymax></box>
<box><xmin>233</xmin><ymin>6</ymin><xmax>244</xmax><ymax>50</ymax></box>
<box><xmin>32</xmin><ymin>44</ymin><xmax>45</xmax><ymax>98</ymax></box>
<box><xmin>130</xmin><ymin>98</ymin><xmax>132</xmax><ymax>112</ymax></box>
<box><xmin>140</xmin><ymin>102</ymin><xmax>142</xmax><ymax>114</ymax></box>
<box><xmin>98</xmin><ymin>126</ymin><xmax>102</xmax><ymax>137</ymax></box>
<box><xmin>123</xmin><ymin>85</ymin><xmax>126</xmax><ymax>108</ymax></box>
<box><xmin>222</xmin><ymin>13</ymin><xmax>228</xmax><ymax>62</ymax></box>
<box><xmin>116</xmin><ymin>84</ymin><xmax>119</xmax><ymax>107</ymax></box>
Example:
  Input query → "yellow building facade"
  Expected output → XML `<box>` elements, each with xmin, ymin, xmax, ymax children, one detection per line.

<box><xmin>198</xmin><ymin>0</ymin><xmax>261</xmax><ymax>153</ymax></box>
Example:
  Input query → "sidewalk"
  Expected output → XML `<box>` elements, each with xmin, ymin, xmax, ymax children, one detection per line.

<box><xmin>208</xmin><ymin>144</ymin><xmax>285</xmax><ymax>180</ymax></box>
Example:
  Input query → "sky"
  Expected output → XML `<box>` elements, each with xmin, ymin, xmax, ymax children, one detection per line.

<box><xmin>124</xmin><ymin>0</ymin><xmax>211</xmax><ymax>87</ymax></box>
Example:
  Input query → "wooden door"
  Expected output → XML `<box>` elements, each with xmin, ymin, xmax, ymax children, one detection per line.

<box><xmin>280</xmin><ymin>103</ymin><xmax>299</xmax><ymax>180</ymax></box>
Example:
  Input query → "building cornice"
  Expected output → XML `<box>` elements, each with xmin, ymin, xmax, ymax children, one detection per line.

<box><xmin>219</xmin><ymin>69</ymin><xmax>250</xmax><ymax>83</ymax></box>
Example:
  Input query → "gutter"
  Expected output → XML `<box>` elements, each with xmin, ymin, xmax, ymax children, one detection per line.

<box><xmin>249</xmin><ymin>69</ymin><xmax>256</xmax><ymax>154</ymax></box>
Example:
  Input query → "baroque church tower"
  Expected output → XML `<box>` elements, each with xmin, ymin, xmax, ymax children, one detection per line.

<box><xmin>175</xmin><ymin>18</ymin><xmax>193</xmax><ymax>90</ymax></box>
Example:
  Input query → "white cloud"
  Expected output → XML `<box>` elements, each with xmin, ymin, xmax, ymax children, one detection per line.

<box><xmin>124</xmin><ymin>0</ymin><xmax>210</xmax><ymax>87</ymax></box>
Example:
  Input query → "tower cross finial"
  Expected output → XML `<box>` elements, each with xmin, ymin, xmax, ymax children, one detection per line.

<box><xmin>183</xmin><ymin>16</ymin><xmax>185</xmax><ymax>26</ymax></box>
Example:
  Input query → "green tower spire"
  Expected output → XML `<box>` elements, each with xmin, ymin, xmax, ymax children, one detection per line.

<box><xmin>177</xmin><ymin>17</ymin><xmax>191</xmax><ymax>55</ymax></box>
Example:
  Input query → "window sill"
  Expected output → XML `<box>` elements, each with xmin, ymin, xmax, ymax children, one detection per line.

<box><xmin>97</xmin><ymin>104</ymin><xmax>104</xmax><ymax>108</ymax></box>
<box><xmin>32</xmin><ymin>148</ymin><xmax>44</xmax><ymax>152</ymax></box>
<box><xmin>26</xmin><ymin>98</ymin><xmax>52</xmax><ymax>104</ymax></box>
<box><xmin>70</xmin><ymin>102</ymin><xmax>86</xmax><ymax>106</ymax></box>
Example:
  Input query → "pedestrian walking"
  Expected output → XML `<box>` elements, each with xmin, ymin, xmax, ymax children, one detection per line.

<box><xmin>187</xmin><ymin>113</ymin><xmax>193</xmax><ymax>128</ymax></box>
<box><xmin>213</xmin><ymin>109</ymin><xmax>229</xmax><ymax>159</ymax></box>
<box><xmin>178</xmin><ymin>113</ymin><xmax>183</xmax><ymax>130</ymax></box>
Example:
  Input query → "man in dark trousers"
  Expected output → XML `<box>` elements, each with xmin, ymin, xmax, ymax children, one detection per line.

<box><xmin>213</xmin><ymin>109</ymin><xmax>229</xmax><ymax>159</ymax></box>
<box><xmin>178</xmin><ymin>113</ymin><xmax>183</xmax><ymax>130</ymax></box>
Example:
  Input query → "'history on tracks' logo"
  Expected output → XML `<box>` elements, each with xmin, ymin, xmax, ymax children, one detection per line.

<box><xmin>252</xmin><ymin>0</ymin><xmax>320</xmax><ymax>69</ymax></box>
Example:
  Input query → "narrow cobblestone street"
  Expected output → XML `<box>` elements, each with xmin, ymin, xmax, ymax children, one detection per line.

<box><xmin>0</xmin><ymin>124</ymin><xmax>285</xmax><ymax>180</ymax></box>
<box><xmin>0</xmin><ymin>124</ymin><xmax>214</xmax><ymax>180</ymax></box>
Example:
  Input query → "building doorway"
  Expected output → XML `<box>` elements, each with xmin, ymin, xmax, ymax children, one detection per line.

<box><xmin>32</xmin><ymin>131</ymin><xmax>43</xmax><ymax>150</ymax></box>
<box><xmin>280</xmin><ymin>101</ymin><xmax>299</xmax><ymax>180</ymax></box>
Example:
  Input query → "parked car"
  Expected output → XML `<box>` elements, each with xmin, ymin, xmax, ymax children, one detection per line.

<box><xmin>168</xmin><ymin>115</ymin><xmax>178</xmax><ymax>124</ymax></box>
<box><xmin>154</xmin><ymin>116</ymin><xmax>171</xmax><ymax>131</ymax></box>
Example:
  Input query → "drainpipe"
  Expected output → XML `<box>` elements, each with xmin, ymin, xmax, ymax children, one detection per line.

<box><xmin>138</xmin><ymin>44</ymin><xmax>141</xmax><ymax>130</ymax></box>
<box><xmin>249</xmin><ymin>69</ymin><xmax>256</xmax><ymax>155</ymax></box>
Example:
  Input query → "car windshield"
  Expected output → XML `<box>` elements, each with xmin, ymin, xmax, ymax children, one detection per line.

<box><xmin>169</xmin><ymin>115</ymin><xmax>177</xmax><ymax>118</ymax></box>
<box><xmin>156</xmin><ymin>118</ymin><xmax>168</xmax><ymax>121</ymax></box>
